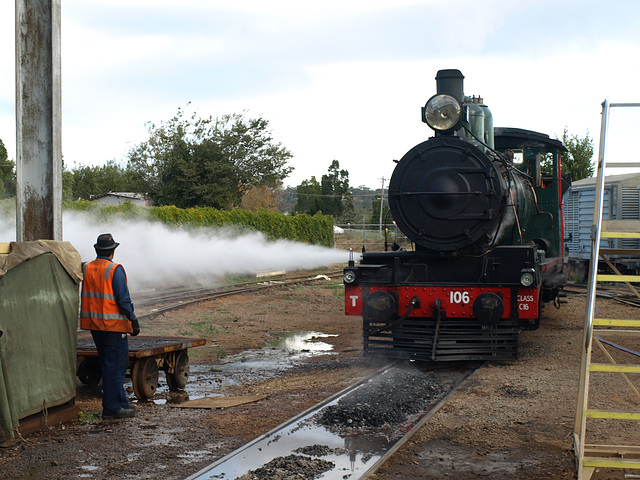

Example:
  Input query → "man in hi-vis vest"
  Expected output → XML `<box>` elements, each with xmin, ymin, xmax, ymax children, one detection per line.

<box><xmin>81</xmin><ymin>233</ymin><xmax>140</xmax><ymax>419</ymax></box>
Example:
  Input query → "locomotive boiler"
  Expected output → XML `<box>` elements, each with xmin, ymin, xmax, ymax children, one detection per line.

<box><xmin>344</xmin><ymin>69</ymin><xmax>569</xmax><ymax>361</ymax></box>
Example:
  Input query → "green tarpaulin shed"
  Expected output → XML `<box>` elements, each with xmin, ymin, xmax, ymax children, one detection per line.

<box><xmin>0</xmin><ymin>241</ymin><xmax>82</xmax><ymax>443</ymax></box>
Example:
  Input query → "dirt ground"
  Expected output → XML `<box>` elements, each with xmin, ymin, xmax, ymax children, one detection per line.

<box><xmin>1</xmin><ymin>274</ymin><xmax>640</xmax><ymax>480</ymax></box>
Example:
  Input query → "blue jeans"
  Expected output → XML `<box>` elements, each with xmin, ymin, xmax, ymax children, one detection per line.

<box><xmin>91</xmin><ymin>330</ymin><xmax>130</xmax><ymax>415</ymax></box>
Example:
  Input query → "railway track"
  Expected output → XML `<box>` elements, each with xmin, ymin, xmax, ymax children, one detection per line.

<box><xmin>134</xmin><ymin>270</ymin><xmax>343</xmax><ymax>319</ymax></box>
<box><xmin>185</xmin><ymin>361</ymin><xmax>482</xmax><ymax>480</ymax></box>
<box><xmin>130</xmin><ymin>271</ymin><xmax>483</xmax><ymax>479</ymax></box>
<box><xmin>564</xmin><ymin>282</ymin><xmax>640</xmax><ymax>308</ymax></box>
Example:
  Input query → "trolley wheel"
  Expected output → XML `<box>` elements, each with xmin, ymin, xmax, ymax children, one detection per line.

<box><xmin>166</xmin><ymin>351</ymin><xmax>190</xmax><ymax>391</ymax></box>
<box><xmin>132</xmin><ymin>357</ymin><xmax>159</xmax><ymax>399</ymax></box>
<box><xmin>77</xmin><ymin>358</ymin><xmax>102</xmax><ymax>387</ymax></box>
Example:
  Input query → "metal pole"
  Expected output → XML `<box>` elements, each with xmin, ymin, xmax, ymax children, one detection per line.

<box><xmin>378</xmin><ymin>177</ymin><xmax>385</xmax><ymax>239</ymax></box>
<box><xmin>574</xmin><ymin>99</ymin><xmax>610</xmax><ymax>478</ymax></box>
<box><xmin>15</xmin><ymin>0</ymin><xmax>63</xmax><ymax>241</ymax></box>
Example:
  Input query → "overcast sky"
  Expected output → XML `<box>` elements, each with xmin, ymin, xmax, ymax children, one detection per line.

<box><xmin>1</xmin><ymin>0</ymin><xmax>639</xmax><ymax>190</ymax></box>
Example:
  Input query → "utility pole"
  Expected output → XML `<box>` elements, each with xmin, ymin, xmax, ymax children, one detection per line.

<box><xmin>378</xmin><ymin>177</ymin><xmax>385</xmax><ymax>238</ymax></box>
<box><xmin>15</xmin><ymin>0</ymin><xmax>63</xmax><ymax>241</ymax></box>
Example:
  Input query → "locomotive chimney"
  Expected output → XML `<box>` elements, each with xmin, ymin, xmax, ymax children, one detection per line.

<box><xmin>436</xmin><ymin>69</ymin><xmax>464</xmax><ymax>102</ymax></box>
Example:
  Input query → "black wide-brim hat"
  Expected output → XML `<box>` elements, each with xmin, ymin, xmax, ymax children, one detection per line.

<box><xmin>94</xmin><ymin>233</ymin><xmax>120</xmax><ymax>250</ymax></box>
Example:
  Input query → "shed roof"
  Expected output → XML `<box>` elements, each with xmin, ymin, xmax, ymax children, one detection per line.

<box><xmin>90</xmin><ymin>192</ymin><xmax>146</xmax><ymax>201</ymax></box>
<box><xmin>572</xmin><ymin>172</ymin><xmax>640</xmax><ymax>188</ymax></box>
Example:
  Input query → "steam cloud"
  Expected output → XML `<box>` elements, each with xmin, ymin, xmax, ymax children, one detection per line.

<box><xmin>0</xmin><ymin>212</ymin><xmax>349</xmax><ymax>291</ymax></box>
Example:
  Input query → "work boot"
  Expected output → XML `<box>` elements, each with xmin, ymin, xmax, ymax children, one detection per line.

<box><xmin>102</xmin><ymin>408</ymin><xmax>135</xmax><ymax>419</ymax></box>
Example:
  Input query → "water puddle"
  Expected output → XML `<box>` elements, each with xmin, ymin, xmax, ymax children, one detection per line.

<box><xmin>268</xmin><ymin>332</ymin><xmax>337</xmax><ymax>355</ymax></box>
<box><xmin>148</xmin><ymin>331</ymin><xmax>337</xmax><ymax>405</ymax></box>
<box><xmin>177</xmin><ymin>450</ymin><xmax>217</xmax><ymax>465</ymax></box>
<box><xmin>77</xmin><ymin>464</ymin><xmax>101</xmax><ymax>478</ymax></box>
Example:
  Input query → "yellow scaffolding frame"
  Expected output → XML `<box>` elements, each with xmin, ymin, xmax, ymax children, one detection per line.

<box><xmin>574</xmin><ymin>100</ymin><xmax>640</xmax><ymax>480</ymax></box>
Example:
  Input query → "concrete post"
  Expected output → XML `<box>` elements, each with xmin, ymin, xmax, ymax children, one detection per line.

<box><xmin>15</xmin><ymin>0</ymin><xmax>63</xmax><ymax>241</ymax></box>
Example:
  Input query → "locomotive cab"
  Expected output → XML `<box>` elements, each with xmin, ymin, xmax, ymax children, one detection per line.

<box><xmin>344</xmin><ymin>69</ymin><xmax>568</xmax><ymax>362</ymax></box>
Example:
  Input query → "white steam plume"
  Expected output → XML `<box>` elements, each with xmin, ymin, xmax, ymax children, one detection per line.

<box><xmin>0</xmin><ymin>211</ymin><xmax>349</xmax><ymax>291</ymax></box>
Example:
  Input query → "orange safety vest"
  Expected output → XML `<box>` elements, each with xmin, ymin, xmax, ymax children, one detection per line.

<box><xmin>80</xmin><ymin>258</ymin><xmax>133</xmax><ymax>333</ymax></box>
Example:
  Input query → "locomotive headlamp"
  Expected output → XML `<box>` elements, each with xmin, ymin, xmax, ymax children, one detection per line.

<box><xmin>520</xmin><ymin>269</ymin><xmax>535</xmax><ymax>287</ymax></box>
<box><xmin>422</xmin><ymin>94</ymin><xmax>462</xmax><ymax>132</ymax></box>
<box><xmin>343</xmin><ymin>270</ymin><xmax>356</xmax><ymax>284</ymax></box>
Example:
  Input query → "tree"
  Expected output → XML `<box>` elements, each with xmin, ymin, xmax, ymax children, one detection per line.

<box><xmin>561</xmin><ymin>127</ymin><xmax>594</xmax><ymax>181</ymax></box>
<box><xmin>0</xmin><ymin>139</ymin><xmax>16</xmax><ymax>199</ymax></box>
<box><xmin>294</xmin><ymin>161</ymin><xmax>354</xmax><ymax>222</ymax></box>
<box><xmin>126</xmin><ymin>108</ymin><xmax>294</xmax><ymax>208</ymax></box>
<box><xmin>294</xmin><ymin>176</ymin><xmax>323</xmax><ymax>215</ymax></box>
<box><xmin>321</xmin><ymin>160</ymin><xmax>353</xmax><ymax>221</ymax></box>
<box><xmin>241</xmin><ymin>185</ymin><xmax>279</xmax><ymax>212</ymax></box>
<box><xmin>370</xmin><ymin>193</ymin><xmax>391</xmax><ymax>225</ymax></box>
<box><xmin>68</xmin><ymin>160</ymin><xmax>132</xmax><ymax>200</ymax></box>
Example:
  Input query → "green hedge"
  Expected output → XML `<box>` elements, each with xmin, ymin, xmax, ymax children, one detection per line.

<box><xmin>63</xmin><ymin>201</ymin><xmax>334</xmax><ymax>247</ymax></box>
<box><xmin>1</xmin><ymin>198</ymin><xmax>334</xmax><ymax>246</ymax></box>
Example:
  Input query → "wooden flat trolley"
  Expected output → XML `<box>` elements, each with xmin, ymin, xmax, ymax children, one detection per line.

<box><xmin>76</xmin><ymin>335</ymin><xmax>206</xmax><ymax>399</ymax></box>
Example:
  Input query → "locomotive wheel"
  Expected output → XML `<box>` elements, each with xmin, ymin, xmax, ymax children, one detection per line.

<box><xmin>132</xmin><ymin>357</ymin><xmax>159</xmax><ymax>399</ymax></box>
<box><xmin>77</xmin><ymin>358</ymin><xmax>102</xmax><ymax>387</ymax></box>
<box><xmin>166</xmin><ymin>351</ymin><xmax>190</xmax><ymax>391</ymax></box>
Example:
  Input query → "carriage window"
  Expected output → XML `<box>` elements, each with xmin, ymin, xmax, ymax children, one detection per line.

<box><xmin>511</xmin><ymin>150</ymin><xmax>524</xmax><ymax>164</ymax></box>
<box><xmin>505</xmin><ymin>149</ymin><xmax>524</xmax><ymax>164</ymax></box>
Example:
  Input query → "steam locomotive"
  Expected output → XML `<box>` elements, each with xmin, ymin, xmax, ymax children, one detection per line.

<box><xmin>344</xmin><ymin>69</ymin><xmax>569</xmax><ymax>361</ymax></box>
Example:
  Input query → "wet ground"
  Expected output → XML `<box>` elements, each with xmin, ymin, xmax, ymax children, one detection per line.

<box><xmin>3</xmin><ymin>281</ymin><xmax>639</xmax><ymax>479</ymax></box>
<box><xmin>149</xmin><ymin>331</ymin><xmax>339</xmax><ymax>405</ymax></box>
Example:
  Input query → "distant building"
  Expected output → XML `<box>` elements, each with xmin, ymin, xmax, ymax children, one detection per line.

<box><xmin>564</xmin><ymin>172</ymin><xmax>640</xmax><ymax>260</ymax></box>
<box><xmin>90</xmin><ymin>192</ymin><xmax>149</xmax><ymax>207</ymax></box>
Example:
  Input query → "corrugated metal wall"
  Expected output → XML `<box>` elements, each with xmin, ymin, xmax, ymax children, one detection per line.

<box><xmin>565</xmin><ymin>185</ymin><xmax>613</xmax><ymax>260</ymax></box>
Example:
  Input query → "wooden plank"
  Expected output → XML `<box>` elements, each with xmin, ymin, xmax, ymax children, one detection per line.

<box><xmin>601</xmin><ymin>232</ymin><xmax>640</xmax><ymax>239</ymax></box>
<box><xmin>77</xmin><ymin>336</ymin><xmax>208</xmax><ymax>359</ymax></box>
<box><xmin>594</xmin><ymin>329</ymin><xmax>640</xmax><ymax>337</ymax></box>
<box><xmin>583</xmin><ymin>457</ymin><xmax>640</xmax><ymax>469</ymax></box>
<box><xmin>585</xmin><ymin>444</ymin><xmax>640</xmax><ymax>457</ymax></box>
<box><xmin>597</xmin><ymin>274</ymin><xmax>640</xmax><ymax>283</ymax></box>
<box><xmin>18</xmin><ymin>402</ymin><xmax>79</xmax><ymax>437</ymax></box>
<box><xmin>605</xmin><ymin>162</ymin><xmax>640</xmax><ymax>168</ymax></box>
<box><xmin>585</xmin><ymin>410</ymin><xmax>640</xmax><ymax>420</ymax></box>
<box><xmin>594</xmin><ymin>318</ymin><xmax>640</xmax><ymax>327</ymax></box>
<box><xmin>589</xmin><ymin>364</ymin><xmax>640</xmax><ymax>374</ymax></box>
<box><xmin>172</xmin><ymin>395</ymin><xmax>269</xmax><ymax>409</ymax></box>
<box><xmin>600</xmin><ymin>248</ymin><xmax>640</xmax><ymax>256</ymax></box>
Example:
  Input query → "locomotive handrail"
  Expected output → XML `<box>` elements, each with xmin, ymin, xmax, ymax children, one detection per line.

<box><xmin>395</xmin><ymin>191</ymin><xmax>484</xmax><ymax>196</ymax></box>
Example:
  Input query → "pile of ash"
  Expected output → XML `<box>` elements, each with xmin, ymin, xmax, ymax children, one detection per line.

<box><xmin>235</xmin><ymin>454</ymin><xmax>334</xmax><ymax>480</ymax></box>
<box><xmin>315</xmin><ymin>367</ymin><xmax>446</xmax><ymax>431</ymax></box>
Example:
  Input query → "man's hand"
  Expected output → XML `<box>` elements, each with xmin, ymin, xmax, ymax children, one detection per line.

<box><xmin>131</xmin><ymin>319</ymin><xmax>140</xmax><ymax>336</ymax></box>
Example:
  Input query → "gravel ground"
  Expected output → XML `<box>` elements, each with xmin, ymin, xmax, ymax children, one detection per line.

<box><xmin>2</xmin><ymin>276</ymin><xmax>640</xmax><ymax>479</ymax></box>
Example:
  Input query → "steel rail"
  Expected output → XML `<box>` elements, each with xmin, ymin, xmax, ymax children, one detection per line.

<box><xmin>360</xmin><ymin>362</ymin><xmax>484</xmax><ymax>478</ymax></box>
<box><xmin>184</xmin><ymin>362</ymin><xmax>481</xmax><ymax>480</ymax></box>
<box><xmin>184</xmin><ymin>363</ymin><xmax>397</xmax><ymax>480</ymax></box>
<box><xmin>564</xmin><ymin>283</ymin><xmax>640</xmax><ymax>308</ymax></box>
<box><xmin>136</xmin><ymin>271</ymin><xmax>343</xmax><ymax>320</ymax></box>
<box><xmin>134</xmin><ymin>270</ymin><xmax>343</xmax><ymax>306</ymax></box>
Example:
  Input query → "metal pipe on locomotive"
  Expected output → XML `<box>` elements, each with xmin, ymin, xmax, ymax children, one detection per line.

<box><xmin>344</xmin><ymin>69</ymin><xmax>570</xmax><ymax>361</ymax></box>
